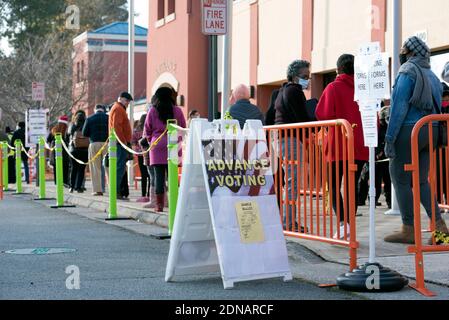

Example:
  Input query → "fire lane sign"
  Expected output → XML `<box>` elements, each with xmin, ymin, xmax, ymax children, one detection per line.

<box><xmin>202</xmin><ymin>0</ymin><xmax>227</xmax><ymax>35</ymax></box>
<box><xmin>32</xmin><ymin>82</ymin><xmax>45</xmax><ymax>101</ymax></box>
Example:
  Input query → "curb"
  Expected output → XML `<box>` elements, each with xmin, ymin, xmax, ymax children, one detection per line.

<box><xmin>24</xmin><ymin>186</ymin><xmax>169</xmax><ymax>229</ymax></box>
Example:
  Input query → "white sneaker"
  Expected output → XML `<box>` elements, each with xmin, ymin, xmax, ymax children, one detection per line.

<box><xmin>333</xmin><ymin>223</ymin><xmax>350</xmax><ymax>240</ymax></box>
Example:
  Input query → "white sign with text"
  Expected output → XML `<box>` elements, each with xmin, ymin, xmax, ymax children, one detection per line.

<box><xmin>202</xmin><ymin>0</ymin><xmax>227</xmax><ymax>35</ymax></box>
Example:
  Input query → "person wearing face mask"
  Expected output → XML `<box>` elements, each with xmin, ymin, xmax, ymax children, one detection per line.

<box><xmin>274</xmin><ymin>59</ymin><xmax>311</xmax><ymax>233</ymax></box>
<box><xmin>316</xmin><ymin>54</ymin><xmax>369</xmax><ymax>239</ymax></box>
<box><xmin>384</xmin><ymin>36</ymin><xmax>448</xmax><ymax>244</ymax></box>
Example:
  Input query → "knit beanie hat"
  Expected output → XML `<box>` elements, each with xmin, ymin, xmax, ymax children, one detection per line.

<box><xmin>404</xmin><ymin>36</ymin><xmax>430</xmax><ymax>59</ymax></box>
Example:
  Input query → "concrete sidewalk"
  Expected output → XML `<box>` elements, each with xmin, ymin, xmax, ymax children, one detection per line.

<box><xmin>19</xmin><ymin>180</ymin><xmax>169</xmax><ymax>229</ymax></box>
<box><xmin>8</xmin><ymin>180</ymin><xmax>449</xmax><ymax>299</ymax></box>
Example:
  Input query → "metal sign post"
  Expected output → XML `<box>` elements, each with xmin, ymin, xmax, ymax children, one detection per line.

<box><xmin>337</xmin><ymin>43</ymin><xmax>408</xmax><ymax>293</ymax></box>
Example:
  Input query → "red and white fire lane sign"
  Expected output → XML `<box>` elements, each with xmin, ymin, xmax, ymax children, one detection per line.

<box><xmin>202</xmin><ymin>0</ymin><xmax>228</xmax><ymax>35</ymax></box>
<box><xmin>32</xmin><ymin>82</ymin><xmax>45</xmax><ymax>101</ymax></box>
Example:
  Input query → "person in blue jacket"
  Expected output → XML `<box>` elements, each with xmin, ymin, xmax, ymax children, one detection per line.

<box><xmin>384</xmin><ymin>36</ymin><xmax>448</xmax><ymax>244</ymax></box>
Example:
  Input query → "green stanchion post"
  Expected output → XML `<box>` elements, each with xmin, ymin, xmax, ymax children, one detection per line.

<box><xmin>1</xmin><ymin>142</ymin><xmax>8</xmax><ymax>191</ymax></box>
<box><xmin>39</xmin><ymin>137</ymin><xmax>46</xmax><ymax>199</ymax></box>
<box><xmin>167</xmin><ymin>121</ymin><xmax>179</xmax><ymax>236</ymax></box>
<box><xmin>15</xmin><ymin>140</ymin><xmax>23</xmax><ymax>194</ymax></box>
<box><xmin>50</xmin><ymin>135</ymin><xmax>74</xmax><ymax>209</ymax></box>
<box><xmin>108</xmin><ymin>129</ymin><xmax>118</xmax><ymax>219</ymax></box>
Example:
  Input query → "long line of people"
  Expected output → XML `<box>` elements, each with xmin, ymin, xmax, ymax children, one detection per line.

<box><xmin>1</xmin><ymin>35</ymin><xmax>448</xmax><ymax>245</ymax></box>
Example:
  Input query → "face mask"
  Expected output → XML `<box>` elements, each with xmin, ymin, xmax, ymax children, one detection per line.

<box><xmin>442</xmin><ymin>101</ymin><xmax>449</xmax><ymax>108</ymax></box>
<box><xmin>399</xmin><ymin>53</ymin><xmax>408</xmax><ymax>65</ymax></box>
<box><xmin>297</xmin><ymin>78</ymin><xmax>310</xmax><ymax>90</ymax></box>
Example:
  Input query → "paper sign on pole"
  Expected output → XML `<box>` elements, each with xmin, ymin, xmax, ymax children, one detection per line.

<box><xmin>32</xmin><ymin>82</ymin><xmax>45</xmax><ymax>102</ymax></box>
<box><xmin>26</xmin><ymin>109</ymin><xmax>49</xmax><ymax>147</ymax></box>
<box><xmin>166</xmin><ymin>119</ymin><xmax>292</xmax><ymax>289</ymax></box>
<box><xmin>202</xmin><ymin>0</ymin><xmax>228</xmax><ymax>35</ymax></box>
<box><xmin>359</xmin><ymin>101</ymin><xmax>382</xmax><ymax>148</ymax></box>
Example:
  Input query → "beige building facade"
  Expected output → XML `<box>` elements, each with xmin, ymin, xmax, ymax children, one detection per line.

<box><xmin>226</xmin><ymin>0</ymin><xmax>449</xmax><ymax>110</ymax></box>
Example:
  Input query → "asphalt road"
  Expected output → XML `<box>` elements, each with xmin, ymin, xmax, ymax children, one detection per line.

<box><xmin>0</xmin><ymin>195</ymin><xmax>357</xmax><ymax>301</ymax></box>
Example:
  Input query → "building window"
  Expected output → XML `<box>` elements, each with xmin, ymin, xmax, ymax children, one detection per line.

<box><xmin>77</xmin><ymin>62</ymin><xmax>80</xmax><ymax>83</ymax></box>
<box><xmin>157</xmin><ymin>0</ymin><xmax>165</xmax><ymax>21</ymax></box>
<box><xmin>167</xmin><ymin>0</ymin><xmax>175</xmax><ymax>15</ymax></box>
<box><xmin>81</xmin><ymin>60</ymin><xmax>85</xmax><ymax>81</ymax></box>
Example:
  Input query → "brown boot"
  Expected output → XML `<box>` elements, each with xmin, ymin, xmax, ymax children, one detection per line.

<box><xmin>429</xmin><ymin>219</ymin><xmax>449</xmax><ymax>245</ymax></box>
<box><xmin>155</xmin><ymin>194</ymin><xmax>164</xmax><ymax>213</ymax></box>
<box><xmin>384</xmin><ymin>225</ymin><xmax>415</xmax><ymax>244</ymax></box>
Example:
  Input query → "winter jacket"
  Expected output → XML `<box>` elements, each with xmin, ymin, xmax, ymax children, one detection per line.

<box><xmin>11</xmin><ymin>128</ymin><xmax>28</xmax><ymax>161</ymax></box>
<box><xmin>109</xmin><ymin>102</ymin><xmax>132</xmax><ymax>144</ymax></box>
<box><xmin>143</xmin><ymin>106</ymin><xmax>186</xmax><ymax>165</ymax></box>
<box><xmin>385</xmin><ymin>72</ymin><xmax>442</xmax><ymax>144</ymax></box>
<box><xmin>274</xmin><ymin>83</ymin><xmax>309</xmax><ymax>125</ymax></box>
<box><xmin>229</xmin><ymin>99</ymin><xmax>265</xmax><ymax>129</ymax></box>
<box><xmin>315</xmin><ymin>73</ymin><xmax>369</xmax><ymax>162</ymax></box>
<box><xmin>82</xmin><ymin>112</ymin><xmax>109</xmax><ymax>143</ymax></box>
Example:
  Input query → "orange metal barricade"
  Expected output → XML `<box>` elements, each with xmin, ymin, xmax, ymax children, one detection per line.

<box><xmin>405</xmin><ymin>114</ymin><xmax>449</xmax><ymax>297</ymax></box>
<box><xmin>265</xmin><ymin>120</ymin><xmax>359</xmax><ymax>271</ymax></box>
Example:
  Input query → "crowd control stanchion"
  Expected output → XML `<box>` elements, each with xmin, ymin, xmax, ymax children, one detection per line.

<box><xmin>150</xmin><ymin>120</ymin><xmax>179</xmax><ymax>240</ymax></box>
<box><xmin>107</xmin><ymin>130</ymin><xmax>118</xmax><ymax>220</ymax></box>
<box><xmin>1</xmin><ymin>142</ymin><xmax>11</xmax><ymax>192</ymax></box>
<box><xmin>34</xmin><ymin>137</ymin><xmax>55</xmax><ymax>201</ymax></box>
<box><xmin>51</xmin><ymin>134</ymin><xmax>75</xmax><ymax>209</ymax></box>
<box><xmin>167</xmin><ymin>120</ymin><xmax>179</xmax><ymax>236</ymax></box>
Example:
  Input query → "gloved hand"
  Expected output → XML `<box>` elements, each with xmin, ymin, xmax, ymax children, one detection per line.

<box><xmin>384</xmin><ymin>142</ymin><xmax>396</xmax><ymax>159</ymax></box>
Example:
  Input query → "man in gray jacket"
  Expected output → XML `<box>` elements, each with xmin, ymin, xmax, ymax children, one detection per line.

<box><xmin>229</xmin><ymin>84</ymin><xmax>265</xmax><ymax>129</ymax></box>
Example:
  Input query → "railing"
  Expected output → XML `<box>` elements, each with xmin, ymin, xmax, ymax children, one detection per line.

<box><xmin>405</xmin><ymin>114</ymin><xmax>449</xmax><ymax>297</ymax></box>
<box><xmin>265</xmin><ymin>120</ymin><xmax>359</xmax><ymax>271</ymax></box>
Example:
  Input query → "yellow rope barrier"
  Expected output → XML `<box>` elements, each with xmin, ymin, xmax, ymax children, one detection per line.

<box><xmin>5</xmin><ymin>143</ymin><xmax>16</xmax><ymax>151</ymax></box>
<box><xmin>60</xmin><ymin>138</ymin><xmax>110</xmax><ymax>166</ymax></box>
<box><xmin>21</xmin><ymin>146</ymin><xmax>39</xmax><ymax>160</ymax></box>
<box><xmin>115</xmin><ymin>129</ymin><xmax>168</xmax><ymax>156</ymax></box>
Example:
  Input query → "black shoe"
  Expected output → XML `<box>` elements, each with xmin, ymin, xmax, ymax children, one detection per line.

<box><xmin>77</xmin><ymin>189</ymin><xmax>84</xmax><ymax>194</ymax></box>
<box><xmin>69</xmin><ymin>188</ymin><xmax>74</xmax><ymax>193</ymax></box>
<box><xmin>376</xmin><ymin>202</ymin><xmax>382</xmax><ymax>207</ymax></box>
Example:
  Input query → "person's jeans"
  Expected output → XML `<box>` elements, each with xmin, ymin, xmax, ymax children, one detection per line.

<box><xmin>390</xmin><ymin>125</ymin><xmax>441</xmax><ymax>226</ymax></box>
<box><xmin>116</xmin><ymin>144</ymin><xmax>128</xmax><ymax>196</ymax></box>
<box><xmin>148</xmin><ymin>165</ymin><xmax>156</xmax><ymax>188</ymax></box>
<box><xmin>281</xmin><ymin>137</ymin><xmax>303</xmax><ymax>231</ymax></box>
<box><xmin>22</xmin><ymin>158</ymin><xmax>30</xmax><ymax>184</ymax></box>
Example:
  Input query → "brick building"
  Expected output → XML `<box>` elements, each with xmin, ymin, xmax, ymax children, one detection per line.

<box><xmin>72</xmin><ymin>22</ymin><xmax>148</xmax><ymax>116</ymax></box>
<box><xmin>147</xmin><ymin>0</ymin><xmax>449</xmax><ymax>119</ymax></box>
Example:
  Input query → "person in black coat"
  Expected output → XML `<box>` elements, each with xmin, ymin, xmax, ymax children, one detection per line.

<box><xmin>11</xmin><ymin>122</ymin><xmax>30</xmax><ymax>184</ymax></box>
<box><xmin>67</xmin><ymin>111</ymin><xmax>89</xmax><ymax>193</ymax></box>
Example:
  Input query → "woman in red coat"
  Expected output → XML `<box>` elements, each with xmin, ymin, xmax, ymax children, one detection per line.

<box><xmin>315</xmin><ymin>54</ymin><xmax>369</xmax><ymax>239</ymax></box>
